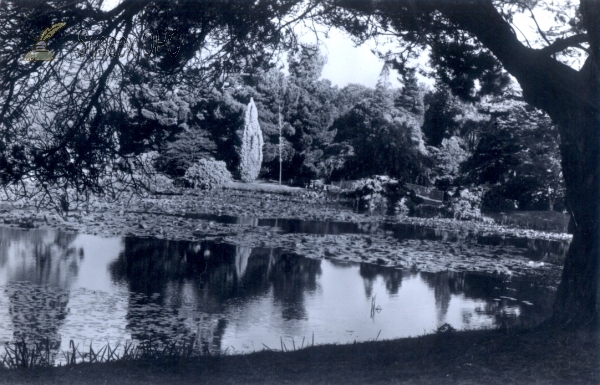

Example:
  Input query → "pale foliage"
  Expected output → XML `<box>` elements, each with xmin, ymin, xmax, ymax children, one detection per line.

<box><xmin>447</xmin><ymin>187</ymin><xmax>492</xmax><ymax>222</ymax></box>
<box><xmin>184</xmin><ymin>159</ymin><xmax>232</xmax><ymax>190</ymax></box>
<box><xmin>237</xmin><ymin>98</ymin><xmax>264</xmax><ymax>182</ymax></box>
<box><xmin>428</xmin><ymin>136</ymin><xmax>469</xmax><ymax>181</ymax></box>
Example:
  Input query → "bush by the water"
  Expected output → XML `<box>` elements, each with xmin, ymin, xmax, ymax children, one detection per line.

<box><xmin>444</xmin><ymin>187</ymin><xmax>493</xmax><ymax>222</ymax></box>
<box><xmin>481</xmin><ymin>187</ymin><xmax>519</xmax><ymax>212</ymax></box>
<box><xmin>341</xmin><ymin>176</ymin><xmax>420</xmax><ymax>214</ymax></box>
<box><xmin>342</xmin><ymin>176</ymin><xmax>391</xmax><ymax>210</ymax></box>
<box><xmin>184</xmin><ymin>159</ymin><xmax>232</xmax><ymax>190</ymax></box>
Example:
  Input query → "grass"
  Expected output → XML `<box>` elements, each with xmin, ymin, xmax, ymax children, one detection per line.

<box><xmin>0</xmin><ymin>326</ymin><xmax>597</xmax><ymax>384</ymax></box>
<box><xmin>224</xmin><ymin>180</ymin><xmax>304</xmax><ymax>194</ymax></box>
<box><xmin>1</xmin><ymin>338</ymin><xmax>199</xmax><ymax>369</ymax></box>
<box><xmin>1</xmin><ymin>339</ymin><xmax>52</xmax><ymax>369</ymax></box>
<box><xmin>485</xmin><ymin>211</ymin><xmax>570</xmax><ymax>233</ymax></box>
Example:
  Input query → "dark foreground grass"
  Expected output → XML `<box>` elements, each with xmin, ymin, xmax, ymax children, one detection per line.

<box><xmin>1</xmin><ymin>326</ymin><xmax>597</xmax><ymax>385</ymax></box>
<box><xmin>1</xmin><ymin>339</ymin><xmax>199</xmax><ymax>369</ymax></box>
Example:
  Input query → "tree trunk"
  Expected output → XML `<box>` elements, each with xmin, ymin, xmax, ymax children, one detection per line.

<box><xmin>551</xmin><ymin>0</ymin><xmax>600</xmax><ymax>329</ymax></box>
<box><xmin>551</xmin><ymin>109</ymin><xmax>600</xmax><ymax>328</ymax></box>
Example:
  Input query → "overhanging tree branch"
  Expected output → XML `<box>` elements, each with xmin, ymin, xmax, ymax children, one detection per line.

<box><xmin>538</xmin><ymin>34</ymin><xmax>589</xmax><ymax>56</ymax></box>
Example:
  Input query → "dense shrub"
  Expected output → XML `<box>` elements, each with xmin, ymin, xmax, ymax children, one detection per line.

<box><xmin>481</xmin><ymin>187</ymin><xmax>518</xmax><ymax>212</ymax></box>
<box><xmin>394</xmin><ymin>197</ymin><xmax>410</xmax><ymax>215</ymax></box>
<box><xmin>444</xmin><ymin>187</ymin><xmax>493</xmax><ymax>222</ymax></box>
<box><xmin>184</xmin><ymin>159</ymin><xmax>232</xmax><ymax>190</ymax></box>
<box><xmin>341</xmin><ymin>175</ymin><xmax>419</xmax><ymax>214</ymax></box>
<box><xmin>342</xmin><ymin>176</ymin><xmax>389</xmax><ymax>210</ymax></box>
<box><xmin>150</xmin><ymin>174</ymin><xmax>176</xmax><ymax>193</ymax></box>
<box><xmin>385</xmin><ymin>179</ymin><xmax>423</xmax><ymax>215</ymax></box>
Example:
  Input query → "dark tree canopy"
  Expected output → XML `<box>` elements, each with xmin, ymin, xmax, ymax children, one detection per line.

<box><xmin>0</xmin><ymin>0</ymin><xmax>309</xmax><ymax>205</ymax></box>
<box><xmin>422</xmin><ymin>86</ymin><xmax>461</xmax><ymax>147</ymax></box>
<box><xmin>332</xmin><ymin>63</ymin><xmax>428</xmax><ymax>181</ymax></box>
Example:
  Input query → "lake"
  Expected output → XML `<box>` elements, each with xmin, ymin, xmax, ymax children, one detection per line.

<box><xmin>0</xmin><ymin>224</ymin><xmax>558</xmax><ymax>362</ymax></box>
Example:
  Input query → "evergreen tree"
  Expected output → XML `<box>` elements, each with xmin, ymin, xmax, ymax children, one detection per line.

<box><xmin>334</xmin><ymin>84</ymin><xmax>374</xmax><ymax>116</ymax></box>
<box><xmin>422</xmin><ymin>86</ymin><xmax>460</xmax><ymax>147</ymax></box>
<box><xmin>461</xmin><ymin>94</ymin><xmax>565</xmax><ymax>211</ymax></box>
<box><xmin>333</xmin><ymin>63</ymin><xmax>429</xmax><ymax>180</ymax></box>
<box><xmin>235</xmin><ymin>98</ymin><xmax>264</xmax><ymax>182</ymax></box>
<box><xmin>373</xmin><ymin>63</ymin><xmax>394</xmax><ymax>115</ymax></box>
<box><xmin>282</xmin><ymin>45</ymin><xmax>340</xmax><ymax>179</ymax></box>
<box><xmin>395</xmin><ymin>68</ymin><xmax>425</xmax><ymax>122</ymax></box>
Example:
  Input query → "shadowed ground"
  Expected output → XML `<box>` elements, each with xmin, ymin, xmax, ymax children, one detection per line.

<box><xmin>1</xmin><ymin>326</ymin><xmax>597</xmax><ymax>385</ymax></box>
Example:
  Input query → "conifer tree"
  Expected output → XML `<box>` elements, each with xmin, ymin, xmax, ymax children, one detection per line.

<box><xmin>395</xmin><ymin>68</ymin><xmax>425</xmax><ymax>123</ymax></box>
<box><xmin>236</xmin><ymin>98</ymin><xmax>264</xmax><ymax>182</ymax></box>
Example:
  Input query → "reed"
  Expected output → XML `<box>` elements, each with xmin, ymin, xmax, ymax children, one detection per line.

<box><xmin>1</xmin><ymin>336</ymin><xmax>199</xmax><ymax>370</ymax></box>
<box><xmin>2</xmin><ymin>338</ymin><xmax>52</xmax><ymax>369</ymax></box>
<box><xmin>370</xmin><ymin>295</ymin><xmax>382</xmax><ymax>319</ymax></box>
<box><xmin>1</xmin><ymin>332</ymin><xmax>320</xmax><ymax>370</ymax></box>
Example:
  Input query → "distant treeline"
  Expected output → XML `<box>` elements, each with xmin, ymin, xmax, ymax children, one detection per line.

<box><xmin>138</xmin><ymin>46</ymin><xmax>563</xmax><ymax>212</ymax></box>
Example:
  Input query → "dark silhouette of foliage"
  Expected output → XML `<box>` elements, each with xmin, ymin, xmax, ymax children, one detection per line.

<box><xmin>332</xmin><ymin>64</ymin><xmax>428</xmax><ymax>181</ymax></box>
<box><xmin>0</xmin><ymin>0</ymin><xmax>307</xmax><ymax>205</ymax></box>
<box><xmin>422</xmin><ymin>86</ymin><xmax>461</xmax><ymax>147</ymax></box>
<box><xmin>461</xmin><ymin>125</ymin><xmax>522</xmax><ymax>185</ymax></box>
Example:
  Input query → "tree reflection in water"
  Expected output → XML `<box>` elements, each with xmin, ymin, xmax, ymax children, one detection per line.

<box><xmin>109</xmin><ymin>235</ymin><xmax>555</xmax><ymax>353</ymax></box>
<box><xmin>268</xmin><ymin>251</ymin><xmax>321</xmax><ymax>320</ymax></box>
<box><xmin>0</xmin><ymin>227</ymin><xmax>558</xmax><ymax>357</ymax></box>
<box><xmin>420</xmin><ymin>271</ymin><xmax>554</xmax><ymax>328</ymax></box>
<box><xmin>0</xmin><ymin>228</ymin><xmax>82</xmax><ymax>349</ymax></box>
<box><xmin>359</xmin><ymin>263</ymin><xmax>403</xmax><ymax>298</ymax></box>
<box><xmin>109</xmin><ymin>238</ymin><xmax>321</xmax><ymax>353</ymax></box>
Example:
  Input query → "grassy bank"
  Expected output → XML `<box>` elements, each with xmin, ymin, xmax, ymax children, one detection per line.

<box><xmin>484</xmin><ymin>211</ymin><xmax>570</xmax><ymax>233</ymax></box>
<box><xmin>224</xmin><ymin>180</ymin><xmax>305</xmax><ymax>194</ymax></box>
<box><xmin>1</xmin><ymin>326</ymin><xmax>597</xmax><ymax>385</ymax></box>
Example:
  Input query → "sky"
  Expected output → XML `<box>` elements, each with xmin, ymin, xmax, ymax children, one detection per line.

<box><xmin>99</xmin><ymin>0</ymin><xmax>409</xmax><ymax>89</ymax></box>
<box><xmin>300</xmin><ymin>27</ymin><xmax>413</xmax><ymax>89</ymax></box>
<box><xmin>98</xmin><ymin>1</ymin><xmax>577</xmax><ymax>90</ymax></box>
<box><xmin>313</xmin><ymin>5</ymin><xmax>582</xmax><ymax>88</ymax></box>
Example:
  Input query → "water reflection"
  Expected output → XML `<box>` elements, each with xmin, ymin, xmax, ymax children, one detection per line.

<box><xmin>172</xmin><ymin>212</ymin><xmax>571</xmax><ymax>262</ymax></box>
<box><xmin>0</xmin><ymin>228</ymin><xmax>84</xmax><ymax>349</ymax></box>
<box><xmin>107</xmin><ymin>239</ymin><xmax>322</xmax><ymax>352</ymax></box>
<box><xmin>0</xmin><ymin>227</ymin><xmax>555</xmax><ymax>361</ymax></box>
<box><xmin>360</xmin><ymin>263</ymin><xmax>403</xmax><ymax>297</ymax></box>
<box><xmin>237</xmin><ymin>217</ymin><xmax>570</xmax><ymax>263</ymax></box>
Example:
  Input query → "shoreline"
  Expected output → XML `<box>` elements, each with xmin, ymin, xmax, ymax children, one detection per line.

<box><xmin>0</xmin><ymin>326</ymin><xmax>596</xmax><ymax>384</ymax></box>
<box><xmin>0</xmin><ymin>188</ymin><xmax>568</xmax><ymax>283</ymax></box>
<box><xmin>0</xmin><ymin>188</ymin><xmax>592</xmax><ymax>384</ymax></box>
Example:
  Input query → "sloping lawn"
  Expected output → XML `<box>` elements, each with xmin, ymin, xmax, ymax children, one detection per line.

<box><xmin>2</xmin><ymin>326</ymin><xmax>596</xmax><ymax>385</ymax></box>
<box><xmin>485</xmin><ymin>211</ymin><xmax>570</xmax><ymax>233</ymax></box>
<box><xmin>224</xmin><ymin>180</ymin><xmax>304</xmax><ymax>194</ymax></box>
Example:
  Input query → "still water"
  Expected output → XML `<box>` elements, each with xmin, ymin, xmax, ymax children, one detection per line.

<box><xmin>0</xmin><ymin>226</ymin><xmax>555</xmax><ymax>358</ymax></box>
<box><xmin>186</xmin><ymin>215</ymin><xmax>570</xmax><ymax>264</ymax></box>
